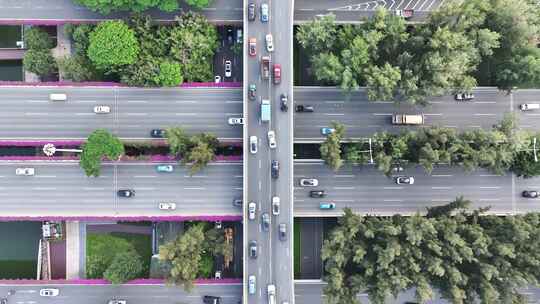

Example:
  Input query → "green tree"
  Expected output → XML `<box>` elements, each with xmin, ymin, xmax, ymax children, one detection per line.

<box><xmin>74</xmin><ymin>0</ymin><xmax>179</xmax><ymax>15</ymax></box>
<box><xmin>80</xmin><ymin>129</ymin><xmax>124</xmax><ymax>177</ymax></box>
<box><xmin>88</xmin><ymin>21</ymin><xmax>140</xmax><ymax>71</ymax></box>
<box><xmin>104</xmin><ymin>250</ymin><xmax>144</xmax><ymax>284</ymax></box>
<box><xmin>426</xmin><ymin>195</ymin><xmax>472</xmax><ymax>218</ymax></box>
<box><xmin>185</xmin><ymin>0</ymin><xmax>212</xmax><ymax>9</ymax></box>
<box><xmin>184</xmin><ymin>140</ymin><xmax>215</xmax><ymax>175</ymax></box>
<box><xmin>364</xmin><ymin>63</ymin><xmax>401</xmax><ymax>101</ymax></box>
<box><xmin>159</xmin><ymin>223</ymin><xmax>206</xmax><ymax>291</ymax></box>
<box><xmin>154</xmin><ymin>61</ymin><xmax>183</xmax><ymax>87</ymax></box>
<box><xmin>57</xmin><ymin>56</ymin><xmax>97</xmax><ymax>82</ymax></box>
<box><xmin>166</xmin><ymin>127</ymin><xmax>192</xmax><ymax>156</ymax></box>
<box><xmin>86</xmin><ymin>234</ymin><xmax>135</xmax><ymax>279</ymax></box>
<box><xmin>23</xmin><ymin>50</ymin><xmax>57</xmax><ymax>78</ymax></box>
<box><xmin>24</xmin><ymin>27</ymin><xmax>53</xmax><ymax>50</ymax></box>
<box><xmin>296</xmin><ymin>14</ymin><xmax>337</xmax><ymax>55</ymax></box>
<box><xmin>311</xmin><ymin>52</ymin><xmax>343</xmax><ymax>85</ymax></box>
<box><xmin>320</xmin><ymin>122</ymin><xmax>345</xmax><ymax>171</ymax></box>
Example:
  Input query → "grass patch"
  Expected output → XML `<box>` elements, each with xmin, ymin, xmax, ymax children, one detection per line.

<box><xmin>0</xmin><ymin>260</ymin><xmax>36</xmax><ymax>279</ymax></box>
<box><xmin>294</xmin><ymin>218</ymin><xmax>301</xmax><ymax>278</ymax></box>
<box><xmin>110</xmin><ymin>232</ymin><xmax>152</xmax><ymax>277</ymax></box>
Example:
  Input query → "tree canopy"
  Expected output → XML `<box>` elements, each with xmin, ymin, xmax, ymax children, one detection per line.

<box><xmin>24</xmin><ymin>27</ymin><xmax>54</xmax><ymax>50</ymax></box>
<box><xmin>104</xmin><ymin>250</ymin><xmax>144</xmax><ymax>284</ymax></box>
<box><xmin>88</xmin><ymin>20</ymin><xmax>140</xmax><ymax>70</ymax></box>
<box><xmin>23</xmin><ymin>50</ymin><xmax>57</xmax><ymax>78</ymax></box>
<box><xmin>166</xmin><ymin>127</ymin><xmax>218</xmax><ymax>175</ymax></box>
<box><xmin>80</xmin><ymin>129</ymin><xmax>125</xmax><ymax>177</ymax></box>
<box><xmin>320</xmin><ymin>122</ymin><xmax>346</xmax><ymax>171</ymax></box>
<box><xmin>74</xmin><ymin>0</ymin><xmax>180</xmax><ymax>15</ymax></box>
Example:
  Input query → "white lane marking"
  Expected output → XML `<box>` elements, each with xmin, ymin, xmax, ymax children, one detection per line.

<box><xmin>384</xmin><ymin>199</ymin><xmax>403</xmax><ymax>202</ymax></box>
<box><xmin>75</xmin><ymin>113</ymin><xmax>94</xmax><ymax>116</ymax></box>
<box><xmin>26</xmin><ymin>100</ymin><xmax>47</xmax><ymax>103</ymax></box>
<box><xmin>432</xmin><ymin>174</ymin><xmax>453</xmax><ymax>177</ymax></box>
<box><xmin>175</xmin><ymin>100</ymin><xmax>197</xmax><ymax>103</ymax></box>
<box><xmin>325</xmin><ymin>113</ymin><xmax>345</xmax><ymax>116</ymax></box>
<box><xmin>234</xmin><ymin>187</ymin><xmax>243</xmax><ymax>190</ymax></box>
<box><xmin>126</xmin><ymin>113</ymin><xmax>148</xmax><ymax>116</ymax></box>
<box><xmin>226</xmin><ymin>100</ymin><xmax>243</xmax><ymax>103</ymax></box>
<box><xmin>73</xmin><ymin>100</ymin><xmax>98</xmax><ymax>103</ymax></box>
<box><xmin>474</xmin><ymin>113</ymin><xmax>496</xmax><ymax>116</ymax></box>
<box><xmin>479</xmin><ymin>174</ymin><xmax>503</xmax><ymax>177</ymax></box>
<box><xmin>373</xmin><ymin>113</ymin><xmax>393</xmax><ymax>116</ymax></box>
<box><xmin>25</xmin><ymin>113</ymin><xmax>48</xmax><ymax>116</ymax></box>
<box><xmin>225</xmin><ymin>113</ymin><xmax>243</xmax><ymax>116</ymax></box>
<box><xmin>334</xmin><ymin>199</ymin><xmax>354</xmax><ymax>202</ymax></box>
<box><xmin>127</xmin><ymin>100</ymin><xmax>148</xmax><ymax>103</ymax></box>
<box><xmin>432</xmin><ymin>198</ymin><xmax>452</xmax><ymax>202</ymax></box>
<box><xmin>424</xmin><ymin>113</ymin><xmax>442</xmax><ymax>116</ymax></box>
<box><xmin>432</xmin><ymin>186</ymin><xmax>452</xmax><ymax>190</ymax></box>
<box><xmin>183</xmin><ymin>175</ymin><xmax>208</xmax><ymax>178</ymax></box>
<box><xmin>175</xmin><ymin>113</ymin><xmax>197</xmax><ymax>116</ymax></box>
<box><xmin>474</xmin><ymin>101</ymin><xmax>496</xmax><ymax>104</ymax></box>
<box><xmin>33</xmin><ymin>187</ymin><xmax>56</xmax><ymax>190</ymax></box>
<box><xmin>134</xmin><ymin>175</ymin><xmax>157</xmax><ymax>178</ymax></box>
<box><xmin>136</xmin><ymin>187</ymin><xmax>155</xmax><ymax>190</ymax></box>
<box><xmin>479</xmin><ymin>186</ymin><xmax>501</xmax><ymax>189</ymax></box>
<box><xmin>479</xmin><ymin>198</ymin><xmax>501</xmax><ymax>201</ymax></box>
<box><xmin>333</xmin><ymin>186</ymin><xmax>355</xmax><ymax>190</ymax></box>
<box><xmin>259</xmin><ymin>181</ymin><xmax>262</xmax><ymax>190</ymax></box>
<box><xmin>35</xmin><ymin>175</ymin><xmax>56</xmax><ymax>178</ymax></box>
<box><xmin>84</xmin><ymin>187</ymin><xmax>105</xmax><ymax>191</ymax></box>
<box><xmin>334</xmin><ymin>175</ymin><xmax>354</xmax><ymax>178</ymax></box>
<box><xmin>184</xmin><ymin>187</ymin><xmax>205</xmax><ymax>190</ymax></box>
<box><xmin>383</xmin><ymin>186</ymin><xmax>403</xmax><ymax>190</ymax></box>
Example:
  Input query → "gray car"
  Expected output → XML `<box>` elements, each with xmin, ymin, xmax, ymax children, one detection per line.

<box><xmin>249</xmin><ymin>240</ymin><xmax>258</xmax><ymax>258</ymax></box>
<box><xmin>261</xmin><ymin>213</ymin><xmax>270</xmax><ymax>231</ymax></box>
<box><xmin>279</xmin><ymin>223</ymin><xmax>287</xmax><ymax>241</ymax></box>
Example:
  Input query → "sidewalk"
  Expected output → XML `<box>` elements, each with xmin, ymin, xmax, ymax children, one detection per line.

<box><xmin>65</xmin><ymin>221</ymin><xmax>85</xmax><ymax>279</ymax></box>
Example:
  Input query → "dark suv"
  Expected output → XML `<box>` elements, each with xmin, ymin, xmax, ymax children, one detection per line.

<box><xmin>310</xmin><ymin>190</ymin><xmax>325</xmax><ymax>198</ymax></box>
<box><xmin>150</xmin><ymin>129</ymin><xmax>166</xmax><ymax>138</ymax></box>
<box><xmin>117</xmin><ymin>189</ymin><xmax>135</xmax><ymax>198</ymax></box>
<box><xmin>280</xmin><ymin>93</ymin><xmax>288</xmax><ymax>111</ymax></box>
<box><xmin>295</xmin><ymin>105</ymin><xmax>314</xmax><ymax>112</ymax></box>
<box><xmin>271</xmin><ymin>160</ymin><xmax>279</xmax><ymax>179</ymax></box>
<box><xmin>249</xmin><ymin>240</ymin><xmax>258</xmax><ymax>258</ymax></box>
<box><xmin>248</xmin><ymin>3</ymin><xmax>256</xmax><ymax>21</ymax></box>
<box><xmin>203</xmin><ymin>296</ymin><xmax>221</xmax><ymax>304</ymax></box>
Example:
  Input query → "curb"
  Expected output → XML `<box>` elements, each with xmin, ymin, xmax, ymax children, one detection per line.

<box><xmin>0</xmin><ymin>81</ymin><xmax>242</xmax><ymax>88</ymax></box>
<box><xmin>0</xmin><ymin>215</ymin><xmax>243</xmax><ymax>222</ymax></box>
<box><xmin>0</xmin><ymin>278</ymin><xmax>242</xmax><ymax>285</ymax></box>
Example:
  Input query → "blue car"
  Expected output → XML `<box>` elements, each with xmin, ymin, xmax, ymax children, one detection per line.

<box><xmin>319</xmin><ymin>202</ymin><xmax>336</xmax><ymax>210</ymax></box>
<box><xmin>321</xmin><ymin>127</ymin><xmax>335</xmax><ymax>135</ymax></box>
<box><xmin>156</xmin><ymin>165</ymin><xmax>174</xmax><ymax>173</ymax></box>
<box><xmin>260</xmin><ymin>3</ymin><xmax>268</xmax><ymax>22</ymax></box>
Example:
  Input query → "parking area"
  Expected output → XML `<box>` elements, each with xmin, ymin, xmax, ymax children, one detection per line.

<box><xmin>214</xmin><ymin>25</ymin><xmax>244</xmax><ymax>83</ymax></box>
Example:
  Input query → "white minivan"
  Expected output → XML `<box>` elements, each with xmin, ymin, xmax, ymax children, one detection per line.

<box><xmin>49</xmin><ymin>93</ymin><xmax>67</xmax><ymax>101</ymax></box>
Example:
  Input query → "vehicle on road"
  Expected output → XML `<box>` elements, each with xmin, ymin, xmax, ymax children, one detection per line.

<box><xmin>272</xmin><ymin>196</ymin><xmax>280</xmax><ymax>215</ymax></box>
<box><xmin>203</xmin><ymin>296</ymin><xmax>221</xmax><ymax>304</ymax></box>
<box><xmin>260</xmin><ymin>3</ymin><xmax>268</xmax><ymax>22</ymax></box>
<box><xmin>249</xmin><ymin>240</ymin><xmax>258</xmax><ymax>258</ymax></box>
<box><xmin>279</xmin><ymin>223</ymin><xmax>287</xmax><ymax>241</ymax></box>
<box><xmin>280</xmin><ymin>93</ymin><xmax>288</xmax><ymax>111</ymax></box>
<box><xmin>271</xmin><ymin>160</ymin><xmax>279</xmax><ymax>179</ymax></box>
<box><xmin>261</xmin><ymin>99</ymin><xmax>271</xmax><ymax>122</ymax></box>
<box><xmin>319</xmin><ymin>202</ymin><xmax>336</xmax><ymax>209</ymax></box>
<box><xmin>267</xmin><ymin>284</ymin><xmax>276</xmax><ymax>304</ymax></box>
<box><xmin>16</xmin><ymin>167</ymin><xmax>34</xmax><ymax>176</ymax></box>
<box><xmin>228</xmin><ymin>117</ymin><xmax>244</xmax><ymax>125</ymax></box>
<box><xmin>248</xmin><ymin>201</ymin><xmax>256</xmax><ymax>220</ymax></box>
<box><xmin>265</xmin><ymin>34</ymin><xmax>274</xmax><ymax>52</ymax></box>
<box><xmin>158</xmin><ymin>202</ymin><xmax>176</xmax><ymax>210</ymax></box>
<box><xmin>396</xmin><ymin>176</ymin><xmax>415</xmax><ymax>185</ymax></box>
<box><xmin>523</xmin><ymin>190</ymin><xmax>539</xmax><ymax>198</ymax></box>
<box><xmin>249</xmin><ymin>136</ymin><xmax>258</xmax><ymax>154</ymax></box>
<box><xmin>300</xmin><ymin>178</ymin><xmax>318</xmax><ymax>187</ymax></box>
<box><xmin>248</xmin><ymin>84</ymin><xmax>256</xmax><ymax>100</ymax></box>
<box><xmin>108</xmin><ymin>300</ymin><xmax>127</xmax><ymax>304</ymax></box>
<box><xmin>454</xmin><ymin>92</ymin><xmax>475</xmax><ymax>101</ymax></box>
<box><xmin>520</xmin><ymin>103</ymin><xmax>540</xmax><ymax>111</ymax></box>
<box><xmin>394</xmin><ymin>9</ymin><xmax>414</xmax><ymax>19</ymax></box>
<box><xmin>261</xmin><ymin>213</ymin><xmax>270</xmax><ymax>231</ymax></box>
<box><xmin>0</xmin><ymin>298</ymin><xmax>6</xmax><ymax>304</ymax></box>
<box><xmin>214</xmin><ymin>75</ymin><xmax>221</xmax><ymax>83</ymax></box>
<box><xmin>236</xmin><ymin>29</ymin><xmax>242</xmax><ymax>44</ymax></box>
<box><xmin>261</xmin><ymin>56</ymin><xmax>270</xmax><ymax>80</ymax></box>
<box><xmin>232</xmin><ymin>198</ymin><xmax>242</xmax><ymax>207</ymax></box>
<box><xmin>248</xmin><ymin>275</ymin><xmax>256</xmax><ymax>294</ymax></box>
<box><xmin>224</xmin><ymin>60</ymin><xmax>232</xmax><ymax>78</ymax></box>
<box><xmin>156</xmin><ymin>164</ymin><xmax>174</xmax><ymax>172</ymax></box>
<box><xmin>215</xmin><ymin>220</ymin><xmax>222</xmax><ymax>229</ymax></box>
<box><xmin>310</xmin><ymin>190</ymin><xmax>325</xmax><ymax>198</ymax></box>
<box><xmin>150</xmin><ymin>129</ymin><xmax>166</xmax><ymax>138</ymax></box>
<box><xmin>267</xmin><ymin>130</ymin><xmax>277</xmax><ymax>149</ymax></box>
<box><xmin>94</xmin><ymin>105</ymin><xmax>111</xmax><ymax>114</ymax></box>
<box><xmin>49</xmin><ymin>93</ymin><xmax>67</xmax><ymax>101</ymax></box>
<box><xmin>117</xmin><ymin>189</ymin><xmax>135</xmax><ymax>198</ymax></box>
<box><xmin>273</xmin><ymin>64</ymin><xmax>281</xmax><ymax>84</ymax></box>
<box><xmin>39</xmin><ymin>289</ymin><xmax>59</xmax><ymax>297</ymax></box>
<box><xmin>392</xmin><ymin>114</ymin><xmax>424</xmax><ymax>125</ymax></box>
<box><xmin>295</xmin><ymin>104</ymin><xmax>314</xmax><ymax>112</ymax></box>
<box><xmin>248</xmin><ymin>38</ymin><xmax>256</xmax><ymax>56</ymax></box>
<box><xmin>321</xmin><ymin>127</ymin><xmax>335</xmax><ymax>135</ymax></box>
<box><xmin>248</xmin><ymin>3</ymin><xmax>256</xmax><ymax>21</ymax></box>
<box><xmin>226</xmin><ymin>26</ymin><xmax>233</xmax><ymax>44</ymax></box>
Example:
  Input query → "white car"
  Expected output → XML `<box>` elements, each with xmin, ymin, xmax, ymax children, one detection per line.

<box><xmin>248</xmin><ymin>275</ymin><xmax>256</xmax><ymax>294</ymax></box>
<box><xmin>158</xmin><ymin>202</ymin><xmax>176</xmax><ymax>210</ymax></box>
<box><xmin>272</xmin><ymin>196</ymin><xmax>280</xmax><ymax>216</ymax></box>
<box><xmin>299</xmin><ymin>178</ymin><xmax>318</xmax><ymax>187</ymax></box>
<box><xmin>40</xmin><ymin>289</ymin><xmax>59</xmax><ymax>297</ymax></box>
<box><xmin>250</xmin><ymin>136</ymin><xmax>258</xmax><ymax>154</ymax></box>
<box><xmin>225</xmin><ymin>60</ymin><xmax>232</xmax><ymax>78</ymax></box>
<box><xmin>267</xmin><ymin>130</ymin><xmax>277</xmax><ymax>149</ymax></box>
<box><xmin>214</xmin><ymin>75</ymin><xmax>221</xmax><ymax>83</ymax></box>
<box><xmin>16</xmin><ymin>167</ymin><xmax>34</xmax><ymax>176</ymax></box>
<box><xmin>396</xmin><ymin>176</ymin><xmax>415</xmax><ymax>185</ymax></box>
<box><xmin>93</xmin><ymin>105</ymin><xmax>111</xmax><ymax>114</ymax></box>
<box><xmin>228</xmin><ymin>117</ymin><xmax>244</xmax><ymax>125</ymax></box>
<box><xmin>108</xmin><ymin>300</ymin><xmax>127</xmax><ymax>304</ymax></box>
<box><xmin>265</xmin><ymin>34</ymin><xmax>274</xmax><ymax>52</ymax></box>
<box><xmin>248</xmin><ymin>201</ymin><xmax>256</xmax><ymax>220</ymax></box>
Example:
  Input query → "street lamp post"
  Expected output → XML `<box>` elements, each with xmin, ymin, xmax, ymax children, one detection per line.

<box><xmin>43</xmin><ymin>143</ymin><xmax>83</xmax><ymax>157</ymax></box>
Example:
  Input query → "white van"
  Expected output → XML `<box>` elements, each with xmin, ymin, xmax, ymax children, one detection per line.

<box><xmin>520</xmin><ymin>103</ymin><xmax>540</xmax><ymax>111</ymax></box>
<box><xmin>49</xmin><ymin>93</ymin><xmax>67</xmax><ymax>101</ymax></box>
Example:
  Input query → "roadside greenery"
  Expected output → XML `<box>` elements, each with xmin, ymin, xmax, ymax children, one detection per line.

<box><xmin>320</xmin><ymin>122</ymin><xmax>345</xmax><ymax>171</ymax></box>
<box><xmin>22</xmin><ymin>27</ymin><xmax>57</xmax><ymax>79</ymax></box>
<box><xmin>61</xmin><ymin>14</ymin><xmax>218</xmax><ymax>87</ymax></box>
<box><xmin>322</xmin><ymin>199</ymin><xmax>540</xmax><ymax>304</ymax></box>
<box><xmin>24</xmin><ymin>27</ymin><xmax>54</xmax><ymax>50</ymax></box>
<box><xmin>103</xmin><ymin>250</ymin><xmax>144</xmax><ymax>284</ymax></box>
<box><xmin>80</xmin><ymin>129</ymin><xmax>125</xmax><ymax>177</ymax></box>
<box><xmin>297</xmin><ymin>0</ymin><xmax>540</xmax><ymax>103</ymax></box>
<box><xmin>166</xmin><ymin>127</ymin><xmax>218</xmax><ymax>175</ymax></box>
<box><xmin>74</xmin><ymin>0</ymin><xmax>214</xmax><ymax>15</ymax></box>
<box><xmin>61</xmin><ymin>24</ymin><xmax>101</xmax><ymax>82</ymax></box>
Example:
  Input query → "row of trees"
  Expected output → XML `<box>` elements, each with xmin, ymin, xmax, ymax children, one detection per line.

<box><xmin>61</xmin><ymin>13</ymin><xmax>218</xmax><ymax>86</ymax></box>
<box><xmin>75</xmin><ymin>0</ymin><xmax>212</xmax><ymax>15</ymax></box>
<box><xmin>80</xmin><ymin>129</ymin><xmax>125</xmax><ymax>177</ymax></box>
<box><xmin>158</xmin><ymin>222</ymin><xmax>232</xmax><ymax>290</ymax></box>
<box><xmin>322</xmin><ymin>198</ymin><xmax>540</xmax><ymax>304</ymax></box>
<box><xmin>297</xmin><ymin>0</ymin><xmax>540</xmax><ymax>104</ymax></box>
<box><xmin>166</xmin><ymin>127</ymin><xmax>219</xmax><ymax>175</ymax></box>
<box><xmin>22</xmin><ymin>27</ymin><xmax>58</xmax><ymax>80</ymax></box>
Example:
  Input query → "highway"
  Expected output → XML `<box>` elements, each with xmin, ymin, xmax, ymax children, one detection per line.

<box><xmin>0</xmin><ymin>87</ymin><xmax>242</xmax><ymax>140</ymax></box>
<box><xmin>0</xmin><ymin>162</ymin><xmax>242</xmax><ymax>217</ymax></box>
<box><xmin>0</xmin><ymin>0</ymin><xmax>444</xmax><ymax>23</ymax></box>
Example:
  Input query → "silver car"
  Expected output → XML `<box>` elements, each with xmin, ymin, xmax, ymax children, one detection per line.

<box><xmin>248</xmin><ymin>202</ymin><xmax>256</xmax><ymax>220</ymax></box>
<box><xmin>248</xmin><ymin>275</ymin><xmax>256</xmax><ymax>294</ymax></box>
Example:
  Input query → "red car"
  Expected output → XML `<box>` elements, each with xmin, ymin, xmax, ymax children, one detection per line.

<box><xmin>248</xmin><ymin>38</ymin><xmax>256</xmax><ymax>56</ymax></box>
<box><xmin>273</xmin><ymin>64</ymin><xmax>281</xmax><ymax>84</ymax></box>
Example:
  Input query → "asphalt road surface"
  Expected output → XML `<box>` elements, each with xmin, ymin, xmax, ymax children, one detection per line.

<box><xmin>0</xmin><ymin>162</ymin><xmax>242</xmax><ymax>217</ymax></box>
<box><xmin>0</xmin><ymin>87</ymin><xmax>242</xmax><ymax>140</ymax></box>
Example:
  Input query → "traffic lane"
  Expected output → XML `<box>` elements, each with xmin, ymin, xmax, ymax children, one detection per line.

<box><xmin>115</xmin><ymin>163</ymin><xmax>243</xmax><ymax>216</ymax></box>
<box><xmin>515</xmin><ymin>175</ymin><xmax>540</xmax><ymax>214</ymax></box>
<box><xmin>293</xmin><ymin>9</ymin><xmax>433</xmax><ymax>24</ymax></box>
<box><xmin>0</xmin><ymin>163</ymin><xmax>115</xmax><ymax>216</ymax></box>
<box><xmin>294</xmin><ymin>0</ymin><xmax>443</xmax><ymax>12</ymax></box>
<box><xmin>293</xmin><ymin>163</ymin><xmax>515</xmax><ymax>215</ymax></box>
<box><xmin>0</xmin><ymin>284</ymin><xmax>242</xmax><ymax>304</ymax></box>
<box><xmin>0</xmin><ymin>87</ymin><xmax>116</xmax><ymax>101</ymax></box>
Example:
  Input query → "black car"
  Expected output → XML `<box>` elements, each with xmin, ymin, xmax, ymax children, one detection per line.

<box><xmin>522</xmin><ymin>190</ymin><xmax>539</xmax><ymax>198</ymax></box>
<box><xmin>249</xmin><ymin>240</ymin><xmax>258</xmax><ymax>258</ymax></box>
<box><xmin>310</xmin><ymin>190</ymin><xmax>325</xmax><ymax>198</ymax></box>
<box><xmin>1</xmin><ymin>298</ymin><xmax>7</xmax><ymax>304</ymax></box>
<box><xmin>248</xmin><ymin>3</ymin><xmax>256</xmax><ymax>21</ymax></box>
<box><xmin>295</xmin><ymin>104</ymin><xmax>314</xmax><ymax>112</ymax></box>
<box><xmin>150</xmin><ymin>129</ymin><xmax>166</xmax><ymax>138</ymax></box>
<box><xmin>232</xmin><ymin>198</ymin><xmax>242</xmax><ymax>207</ymax></box>
<box><xmin>203</xmin><ymin>295</ymin><xmax>221</xmax><ymax>304</ymax></box>
<box><xmin>280</xmin><ymin>93</ymin><xmax>288</xmax><ymax>112</ymax></box>
<box><xmin>271</xmin><ymin>160</ymin><xmax>279</xmax><ymax>179</ymax></box>
<box><xmin>226</xmin><ymin>26</ymin><xmax>233</xmax><ymax>44</ymax></box>
<box><xmin>117</xmin><ymin>189</ymin><xmax>135</xmax><ymax>198</ymax></box>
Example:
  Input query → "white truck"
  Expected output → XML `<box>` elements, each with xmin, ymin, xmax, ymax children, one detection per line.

<box><xmin>394</xmin><ymin>9</ymin><xmax>414</xmax><ymax>19</ymax></box>
<box><xmin>392</xmin><ymin>114</ymin><xmax>424</xmax><ymax>125</ymax></box>
<box><xmin>267</xmin><ymin>284</ymin><xmax>276</xmax><ymax>304</ymax></box>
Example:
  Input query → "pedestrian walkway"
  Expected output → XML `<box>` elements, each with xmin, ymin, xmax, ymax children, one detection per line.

<box><xmin>65</xmin><ymin>221</ymin><xmax>84</xmax><ymax>279</ymax></box>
